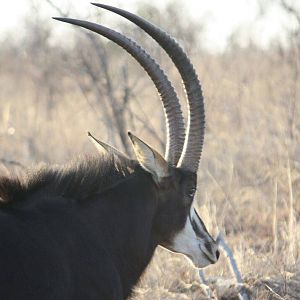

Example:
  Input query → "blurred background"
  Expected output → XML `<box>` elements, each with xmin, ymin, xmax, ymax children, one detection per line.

<box><xmin>0</xmin><ymin>0</ymin><xmax>299</xmax><ymax>299</ymax></box>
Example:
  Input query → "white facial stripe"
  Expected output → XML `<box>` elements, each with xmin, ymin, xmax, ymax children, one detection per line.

<box><xmin>190</xmin><ymin>207</ymin><xmax>210</xmax><ymax>240</ymax></box>
<box><xmin>170</xmin><ymin>205</ymin><xmax>219</xmax><ymax>268</ymax></box>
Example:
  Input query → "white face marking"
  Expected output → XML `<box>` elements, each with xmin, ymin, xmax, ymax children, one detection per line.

<box><xmin>170</xmin><ymin>205</ymin><xmax>219</xmax><ymax>268</ymax></box>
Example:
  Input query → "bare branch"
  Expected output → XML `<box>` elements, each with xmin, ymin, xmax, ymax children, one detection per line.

<box><xmin>217</xmin><ymin>234</ymin><xmax>250</xmax><ymax>300</ymax></box>
<box><xmin>280</xmin><ymin>0</ymin><xmax>300</xmax><ymax>28</ymax></box>
<box><xmin>45</xmin><ymin>0</ymin><xmax>131</xmax><ymax>154</ymax></box>
<box><xmin>45</xmin><ymin>0</ymin><xmax>69</xmax><ymax>17</ymax></box>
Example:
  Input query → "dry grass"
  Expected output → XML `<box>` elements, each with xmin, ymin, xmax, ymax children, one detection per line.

<box><xmin>0</xmin><ymin>8</ymin><xmax>300</xmax><ymax>299</ymax></box>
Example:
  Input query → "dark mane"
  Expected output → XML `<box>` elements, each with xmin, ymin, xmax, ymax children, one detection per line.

<box><xmin>0</xmin><ymin>154</ymin><xmax>139</xmax><ymax>206</ymax></box>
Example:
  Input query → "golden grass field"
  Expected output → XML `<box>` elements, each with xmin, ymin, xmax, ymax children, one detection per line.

<box><xmin>0</xmin><ymin>2</ymin><xmax>299</xmax><ymax>299</ymax></box>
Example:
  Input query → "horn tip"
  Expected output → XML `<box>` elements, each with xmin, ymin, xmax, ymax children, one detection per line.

<box><xmin>91</xmin><ymin>3</ymin><xmax>113</xmax><ymax>10</ymax></box>
<box><xmin>91</xmin><ymin>2</ymin><xmax>102</xmax><ymax>7</ymax></box>
<box><xmin>52</xmin><ymin>17</ymin><xmax>70</xmax><ymax>23</ymax></box>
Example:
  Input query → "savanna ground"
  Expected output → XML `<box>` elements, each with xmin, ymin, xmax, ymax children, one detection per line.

<box><xmin>0</xmin><ymin>1</ymin><xmax>300</xmax><ymax>299</ymax></box>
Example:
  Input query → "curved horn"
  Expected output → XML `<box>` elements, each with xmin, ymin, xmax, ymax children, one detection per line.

<box><xmin>53</xmin><ymin>17</ymin><xmax>185</xmax><ymax>166</ymax></box>
<box><xmin>91</xmin><ymin>3</ymin><xmax>205</xmax><ymax>173</ymax></box>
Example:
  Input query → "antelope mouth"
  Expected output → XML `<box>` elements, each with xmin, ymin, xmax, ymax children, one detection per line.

<box><xmin>199</xmin><ymin>243</ymin><xmax>220</xmax><ymax>264</ymax></box>
<box><xmin>200</xmin><ymin>248</ymin><xmax>216</xmax><ymax>264</ymax></box>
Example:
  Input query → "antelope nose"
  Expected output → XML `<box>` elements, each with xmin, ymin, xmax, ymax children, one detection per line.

<box><xmin>210</xmin><ymin>249</ymin><xmax>220</xmax><ymax>264</ymax></box>
<box><xmin>210</xmin><ymin>244</ymin><xmax>220</xmax><ymax>263</ymax></box>
<box><xmin>215</xmin><ymin>249</ymin><xmax>220</xmax><ymax>260</ymax></box>
<box><xmin>204</xmin><ymin>242</ymin><xmax>220</xmax><ymax>263</ymax></box>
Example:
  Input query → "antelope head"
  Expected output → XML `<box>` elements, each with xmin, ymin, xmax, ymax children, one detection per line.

<box><xmin>54</xmin><ymin>3</ymin><xmax>219</xmax><ymax>268</ymax></box>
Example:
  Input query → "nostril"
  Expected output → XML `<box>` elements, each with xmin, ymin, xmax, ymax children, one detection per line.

<box><xmin>216</xmin><ymin>249</ymin><xmax>220</xmax><ymax>260</ymax></box>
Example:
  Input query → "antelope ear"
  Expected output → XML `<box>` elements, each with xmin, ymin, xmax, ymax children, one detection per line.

<box><xmin>128</xmin><ymin>132</ymin><xmax>169</xmax><ymax>180</ymax></box>
<box><xmin>88</xmin><ymin>132</ymin><xmax>126</xmax><ymax>158</ymax></box>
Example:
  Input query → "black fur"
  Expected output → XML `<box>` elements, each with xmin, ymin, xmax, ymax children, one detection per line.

<box><xmin>0</xmin><ymin>155</ymin><xmax>137</xmax><ymax>205</ymax></box>
<box><xmin>0</xmin><ymin>154</ymin><xmax>195</xmax><ymax>299</ymax></box>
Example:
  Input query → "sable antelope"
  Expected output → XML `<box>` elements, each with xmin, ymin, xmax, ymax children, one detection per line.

<box><xmin>0</xmin><ymin>4</ymin><xmax>219</xmax><ymax>300</ymax></box>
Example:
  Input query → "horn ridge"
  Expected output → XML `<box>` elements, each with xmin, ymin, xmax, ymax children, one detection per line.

<box><xmin>91</xmin><ymin>3</ymin><xmax>205</xmax><ymax>173</ymax></box>
<box><xmin>53</xmin><ymin>17</ymin><xmax>185</xmax><ymax>165</ymax></box>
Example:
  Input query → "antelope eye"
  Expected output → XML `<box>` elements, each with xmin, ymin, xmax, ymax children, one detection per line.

<box><xmin>188</xmin><ymin>188</ymin><xmax>196</xmax><ymax>199</ymax></box>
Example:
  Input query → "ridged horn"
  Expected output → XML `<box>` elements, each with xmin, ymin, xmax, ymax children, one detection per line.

<box><xmin>53</xmin><ymin>17</ymin><xmax>185</xmax><ymax>166</ymax></box>
<box><xmin>91</xmin><ymin>3</ymin><xmax>205</xmax><ymax>173</ymax></box>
